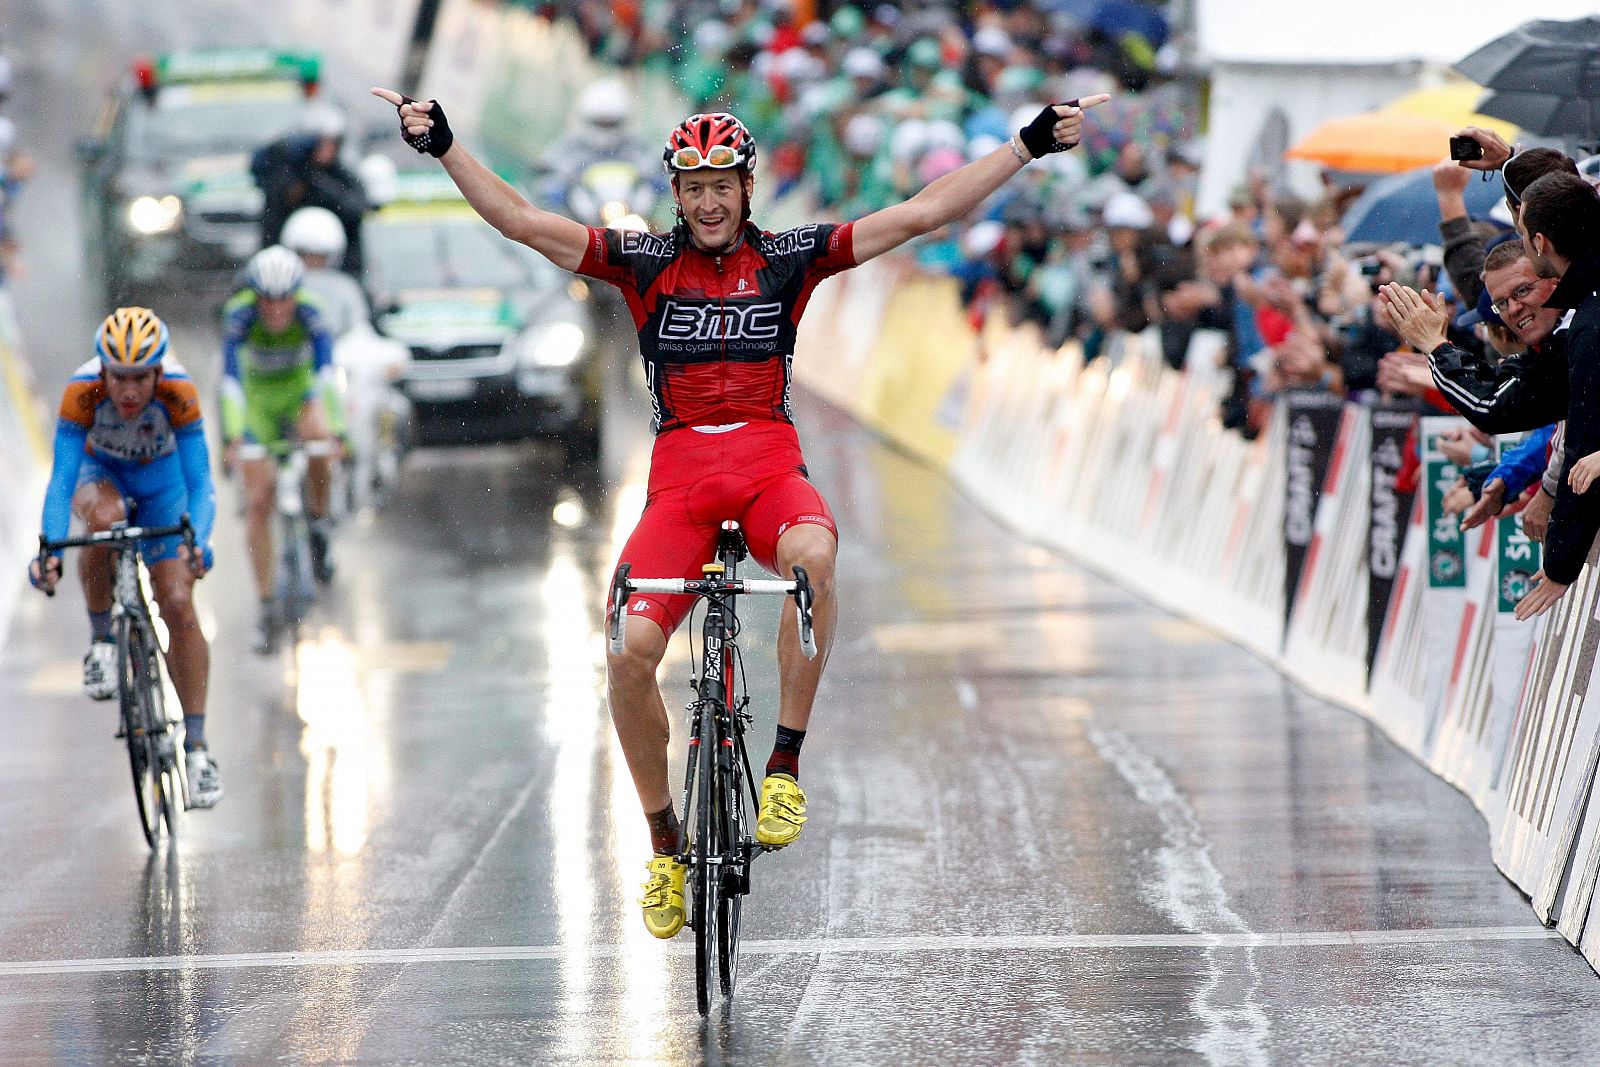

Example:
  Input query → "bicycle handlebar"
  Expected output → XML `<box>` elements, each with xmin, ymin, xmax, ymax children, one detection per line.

<box><xmin>35</xmin><ymin>516</ymin><xmax>197</xmax><ymax>598</ymax></box>
<box><xmin>39</xmin><ymin>517</ymin><xmax>195</xmax><ymax>554</ymax></box>
<box><xmin>626</xmin><ymin>578</ymin><xmax>798</xmax><ymax>595</ymax></box>
<box><xmin>607</xmin><ymin>563</ymin><xmax>817</xmax><ymax>660</ymax></box>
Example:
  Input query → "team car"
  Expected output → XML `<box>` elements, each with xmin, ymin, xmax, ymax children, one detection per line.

<box><xmin>362</xmin><ymin>171</ymin><xmax>602</xmax><ymax>460</ymax></box>
<box><xmin>78</xmin><ymin>49</ymin><xmax>323</xmax><ymax>301</ymax></box>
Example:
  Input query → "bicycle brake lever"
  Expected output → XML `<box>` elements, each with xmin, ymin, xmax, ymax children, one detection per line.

<box><xmin>792</xmin><ymin>566</ymin><xmax>817</xmax><ymax>660</ymax></box>
<box><xmin>608</xmin><ymin>564</ymin><xmax>631</xmax><ymax>655</ymax></box>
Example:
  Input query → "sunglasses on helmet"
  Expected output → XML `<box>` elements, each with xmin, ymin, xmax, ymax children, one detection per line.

<box><xmin>672</xmin><ymin>144</ymin><xmax>741</xmax><ymax>170</ymax></box>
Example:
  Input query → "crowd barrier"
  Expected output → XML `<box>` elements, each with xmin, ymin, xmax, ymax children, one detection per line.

<box><xmin>0</xmin><ymin>289</ymin><xmax>50</xmax><ymax>639</ymax></box>
<box><xmin>795</xmin><ymin>265</ymin><xmax>1600</xmax><ymax>974</ymax></box>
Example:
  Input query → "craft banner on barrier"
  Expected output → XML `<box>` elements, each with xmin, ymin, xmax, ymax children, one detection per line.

<box><xmin>1283</xmin><ymin>404</ymin><xmax>1371</xmax><ymax>705</ymax></box>
<box><xmin>1367</xmin><ymin>405</ymin><xmax>1415</xmax><ymax>678</ymax></box>
<box><xmin>1282</xmin><ymin>390</ymin><xmax>1345</xmax><ymax>633</ymax></box>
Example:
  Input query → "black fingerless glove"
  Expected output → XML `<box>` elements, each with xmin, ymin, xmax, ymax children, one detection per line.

<box><xmin>1018</xmin><ymin>99</ymin><xmax>1080</xmax><ymax>159</ymax></box>
<box><xmin>398</xmin><ymin>95</ymin><xmax>454</xmax><ymax>158</ymax></box>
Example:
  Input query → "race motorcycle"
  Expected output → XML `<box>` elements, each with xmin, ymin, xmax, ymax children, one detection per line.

<box><xmin>564</xmin><ymin>160</ymin><xmax>660</xmax><ymax>231</ymax></box>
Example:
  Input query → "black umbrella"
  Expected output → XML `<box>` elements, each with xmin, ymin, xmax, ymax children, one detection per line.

<box><xmin>1456</xmin><ymin>16</ymin><xmax>1600</xmax><ymax>140</ymax></box>
<box><xmin>1456</xmin><ymin>16</ymin><xmax>1600</xmax><ymax>95</ymax></box>
<box><xmin>1477</xmin><ymin>90</ymin><xmax>1600</xmax><ymax>139</ymax></box>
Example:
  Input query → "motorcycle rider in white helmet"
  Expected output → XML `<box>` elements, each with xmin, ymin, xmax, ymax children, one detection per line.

<box><xmin>537</xmin><ymin>79</ymin><xmax>663</xmax><ymax>215</ymax></box>
<box><xmin>251</xmin><ymin>101</ymin><xmax>371</xmax><ymax>274</ymax></box>
<box><xmin>281</xmin><ymin>206</ymin><xmax>410</xmax><ymax>510</ymax></box>
<box><xmin>281</xmin><ymin>206</ymin><xmax>368</xmax><ymax>338</ymax></box>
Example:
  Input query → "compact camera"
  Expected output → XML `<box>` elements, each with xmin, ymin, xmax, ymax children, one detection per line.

<box><xmin>1449</xmin><ymin>135</ymin><xmax>1485</xmax><ymax>161</ymax></box>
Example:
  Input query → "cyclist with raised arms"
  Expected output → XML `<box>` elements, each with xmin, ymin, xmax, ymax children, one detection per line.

<box><xmin>29</xmin><ymin>308</ymin><xmax>224</xmax><ymax>808</ymax></box>
<box><xmin>372</xmin><ymin>82</ymin><xmax>1107</xmax><ymax>938</ymax></box>
<box><xmin>222</xmin><ymin>244</ymin><xmax>346</xmax><ymax>653</ymax></box>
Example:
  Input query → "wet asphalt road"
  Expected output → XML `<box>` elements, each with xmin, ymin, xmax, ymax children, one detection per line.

<box><xmin>3</xmin><ymin>380</ymin><xmax>1600</xmax><ymax>1063</ymax></box>
<box><xmin>5</xmin><ymin>2</ymin><xmax>1600</xmax><ymax>1064</ymax></box>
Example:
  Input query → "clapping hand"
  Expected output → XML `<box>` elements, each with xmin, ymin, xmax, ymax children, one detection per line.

<box><xmin>1378</xmin><ymin>284</ymin><xmax>1450</xmax><ymax>355</ymax></box>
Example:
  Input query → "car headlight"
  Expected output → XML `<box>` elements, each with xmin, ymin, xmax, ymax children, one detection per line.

<box><xmin>126</xmin><ymin>195</ymin><xmax>183</xmax><ymax>236</ymax></box>
<box><xmin>517</xmin><ymin>322</ymin><xmax>586</xmax><ymax>368</ymax></box>
<box><xmin>611</xmin><ymin>213</ymin><xmax>648</xmax><ymax>231</ymax></box>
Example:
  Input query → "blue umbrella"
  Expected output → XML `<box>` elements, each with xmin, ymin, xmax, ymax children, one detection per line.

<box><xmin>1045</xmin><ymin>0</ymin><xmax>1169</xmax><ymax>49</ymax></box>
<box><xmin>1341</xmin><ymin>167</ymin><xmax>1509</xmax><ymax>247</ymax></box>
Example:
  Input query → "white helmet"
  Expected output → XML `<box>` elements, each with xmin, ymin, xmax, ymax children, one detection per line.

<box><xmin>357</xmin><ymin>153</ymin><xmax>399</xmax><ymax>206</ymax></box>
<box><xmin>576</xmin><ymin>80</ymin><xmax>631</xmax><ymax>130</ymax></box>
<box><xmin>247</xmin><ymin>245</ymin><xmax>306</xmax><ymax>299</ymax></box>
<box><xmin>281</xmin><ymin>207</ymin><xmax>348</xmax><ymax>266</ymax></box>
<box><xmin>301</xmin><ymin>100</ymin><xmax>346</xmax><ymax>140</ymax></box>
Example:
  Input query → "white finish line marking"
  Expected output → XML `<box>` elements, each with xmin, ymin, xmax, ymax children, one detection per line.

<box><xmin>0</xmin><ymin>927</ymin><xmax>1559</xmax><ymax>978</ymax></box>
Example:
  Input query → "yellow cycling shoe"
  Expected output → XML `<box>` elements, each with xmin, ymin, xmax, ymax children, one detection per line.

<box><xmin>756</xmin><ymin>773</ymin><xmax>808</xmax><ymax>848</ymax></box>
<box><xmin>639</xmin><ymin>854</ymin><xmax>687</xmax><ymax>939</ymax></box>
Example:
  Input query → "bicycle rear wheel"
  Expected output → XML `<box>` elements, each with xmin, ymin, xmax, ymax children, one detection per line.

<box><xmin>693</xmin><ymin>726</ymin><xmax>722</xmax><ymax>1016</ymax></box>
<box><xmin>117</xmin><ymin>621</ymin><xmax>161</xmax><ymax>848</ymax></box>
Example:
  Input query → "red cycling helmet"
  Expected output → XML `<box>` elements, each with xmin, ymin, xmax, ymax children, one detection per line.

<box><xmin>663</xmin><ymin>113</ymin><xmax>757</xmax><ymax>175</ymax></box>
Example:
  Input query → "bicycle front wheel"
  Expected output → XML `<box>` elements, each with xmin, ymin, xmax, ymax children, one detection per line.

<box><xmin>718</xmin><ymin>741</ymin><xmax>749</xmax><ymax>998</ymax></box>
<box><xmin>693</xmin><ymin>728</ymin><xmax>722</xmax><ymax>1016</ymax></box>
<box><xmin>117</xmin><ymin>621</ymin><xmax>161</xmax><ymax>848</ymax></box>
<box><xmin>141</xmin><ymin>631</ymin><xmax>181</xmax><ymax>842</ymax></box>
<box><xmin>278</xmin><ymin>517</ymin><xmax>315</xmax><ymax>638</ymax></box>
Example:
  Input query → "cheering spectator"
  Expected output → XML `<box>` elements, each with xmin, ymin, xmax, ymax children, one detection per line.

<box><xmin>1512</xmin><ymin>172</ymin><xmax>1600</xmax><ymax>617</ymax></box>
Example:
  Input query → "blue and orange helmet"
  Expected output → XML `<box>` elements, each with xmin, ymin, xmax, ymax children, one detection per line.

<box><xmin>95</xmin><ymin>307</ymin><xmax>169</xmax><ymax>373</ymax></box>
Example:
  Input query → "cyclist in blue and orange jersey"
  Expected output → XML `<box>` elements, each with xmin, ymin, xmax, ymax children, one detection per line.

<box><xmin>28</xmin><ymin>308</ymin><xmax>224</xmax><ymax>808</ymax></box>
<box><xmin>374</xmin><ymin>83</ymin><xmax>1108</xmax><ymax>938</ymax></box>
<box><xmin>221</xmin><ymin>244</ymin><xmax>346</xmax><ymax>654</ymax></box>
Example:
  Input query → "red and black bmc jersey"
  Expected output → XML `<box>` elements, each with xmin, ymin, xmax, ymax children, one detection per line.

<box><xmin>577</xmin><ymin>220</ymin><xmax>857</xmax><ymax>434</ymax></box>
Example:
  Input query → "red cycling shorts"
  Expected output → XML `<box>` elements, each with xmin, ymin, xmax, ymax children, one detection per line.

<box><xmin>613</xmin><ymin>420</ymin><xmax>837</xmax><ymax>637</ymax></box>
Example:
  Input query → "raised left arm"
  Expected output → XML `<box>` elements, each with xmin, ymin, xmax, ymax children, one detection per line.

<box><xmin>851</xmin><ymin>95</ymin><xmax>1109</xmax><ymax>265</ymax></box>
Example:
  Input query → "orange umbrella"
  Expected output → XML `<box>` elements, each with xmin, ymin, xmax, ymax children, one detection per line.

<box><xmin>1285</xmin><ymin>111</ymin><xmax>1463</xmax><ymax>173</ymax></box>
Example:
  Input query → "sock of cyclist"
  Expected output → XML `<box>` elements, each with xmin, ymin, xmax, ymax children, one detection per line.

<box><xmin>646</xmin><ymin>804</ymin><xmax>680</xmax><ymax>856</ymax></box>
<box><xmin>765</xmin><ymin>724</ymin><xmax>805</xmax><ymax>781</ymax></box>
<box><xmin>89</xmin><ymin>609</ymin><xmax>111</xmax><ymax>643</ymax></box>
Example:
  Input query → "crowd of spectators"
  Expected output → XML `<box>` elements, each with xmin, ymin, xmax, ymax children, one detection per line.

<box><xmin>0</xmin><ymin>54</ymin><xmax>35</xmax><ymax>282</ymax></box>
<box><xmin>544</xmin><ymin>0</ymin><xmax>1202</xmax><ymax>357</ymax></box>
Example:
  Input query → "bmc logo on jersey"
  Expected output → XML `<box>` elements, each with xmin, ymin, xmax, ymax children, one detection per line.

<box><xmin>619</xmin><ymin>230</ymin><xmax>674</xmax><ymax>258</ymax></box>
<box><xmin>765</xmin><ymin>226</ymin><xmax>818</xmax><ymax>257</ymax></box>
<box><xmin>658</xmin><ymin>300</ymin><xmax>784</xmax><ymax>342</ymax></box>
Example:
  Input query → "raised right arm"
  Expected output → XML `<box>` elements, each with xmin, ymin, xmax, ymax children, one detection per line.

<box><xmin>372</xmin><ymin>88</ymin><xmax>589</xmax><ymax>273</ymax></box>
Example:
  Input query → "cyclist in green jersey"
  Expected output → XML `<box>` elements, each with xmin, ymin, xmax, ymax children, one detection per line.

<box><xmin>221</xmin><ymin>245</ymin><xmax>345</xmax><ymax>653</ymax></box>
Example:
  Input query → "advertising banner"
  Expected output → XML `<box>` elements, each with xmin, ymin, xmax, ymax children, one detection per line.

<box><xmin>1368</xmin><ymin>405</ymin><xmax>1416</xmax><ymax>675</ymax></box>
<box><xmin>1282</xmin><ymin>390</ymin><xmax>1345</xmax><ymax>628</ymax></box>
<box><xmin>1421</xmin><ymin>419</ymin><xmax>1469</xmax><ymax>590</ymax></box>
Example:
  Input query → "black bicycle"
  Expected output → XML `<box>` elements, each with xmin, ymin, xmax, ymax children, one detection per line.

<box><xmin>258</xmin><ymin>439</ymin><xmax>329</xmax><ymax>650</ymax></box>
<box><xmin>608</xmin><ymin>520</ymin><xmax>816</xmax><ymax>1015</ymax></box>
<box><xmin>38</xmin><ymin>517</ymin><xmax>195</xmax><ymax>848</ymax></box>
